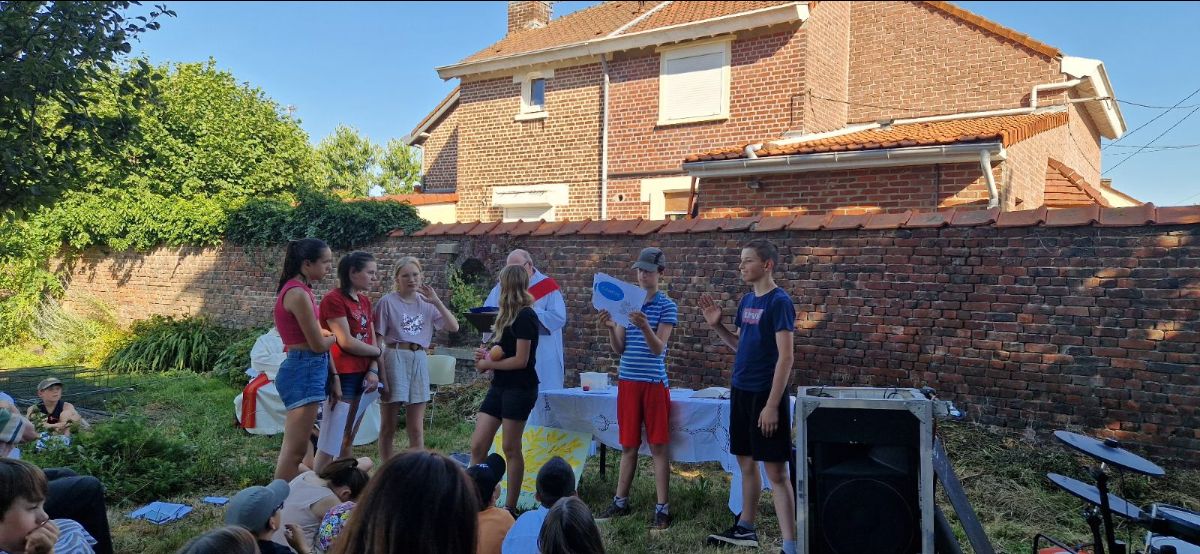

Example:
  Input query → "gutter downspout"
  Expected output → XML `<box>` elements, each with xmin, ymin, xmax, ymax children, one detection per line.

<box><xmin>687</xmin><ymin>176</ymin><xmax>700</xmax><ymax>219</ymax></box>
<box><xmin>980</xmin><ymin>149</ymin><xmax>999</xmax><ymax>209</ymax></box>
<box><xmin>600</xmin><ymin>55</ymin><xmax>610</xmax><ymax>220</ymax></box>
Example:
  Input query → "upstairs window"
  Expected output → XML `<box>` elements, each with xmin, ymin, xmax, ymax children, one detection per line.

<box><xmin>658</xmin><ymin>39</ymin><xmax>732</xmax><ymax>126</ymax></box>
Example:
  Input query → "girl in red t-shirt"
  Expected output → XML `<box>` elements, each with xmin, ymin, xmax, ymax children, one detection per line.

<box><xmin>316</xmin><ymin>251</ymin><xmax>383</xmax><ymax>470</ymax></box>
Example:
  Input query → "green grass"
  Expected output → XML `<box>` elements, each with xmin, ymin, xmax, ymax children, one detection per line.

<box><xmin>8</xmin><ymin>370</ymin><xmax>1192</xmax><ymax>554</ymax></box>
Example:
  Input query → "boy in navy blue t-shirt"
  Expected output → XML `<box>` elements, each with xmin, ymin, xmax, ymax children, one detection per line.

<box><xmin>699</xmin><ymin>239</ymin><xmax>796</xmax><ymax>553</ymax></box>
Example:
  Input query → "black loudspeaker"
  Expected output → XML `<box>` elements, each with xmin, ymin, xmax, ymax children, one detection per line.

<box><xmin>796</xmin><ymin>388</ymin><xmax>935</xmax><ymax>554</ymax></box>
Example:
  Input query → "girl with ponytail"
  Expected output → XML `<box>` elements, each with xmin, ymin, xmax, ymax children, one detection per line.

<box><xmin>468</xmin><ymin>264</ymin><xmax>541</xmax><ymax>513</ymax></box>
<box><xmin>273</xmin><ymin>238</ymin><xmax>337</xmax><ymax>481</ymax></box>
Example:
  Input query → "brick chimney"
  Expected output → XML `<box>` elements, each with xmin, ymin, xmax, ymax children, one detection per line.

<box><xmin>508</xmin><ymin>1</ymin><xmax>552</xmax><ymax>35</ymax></box>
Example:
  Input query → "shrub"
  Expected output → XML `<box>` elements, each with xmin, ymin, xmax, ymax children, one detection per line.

<box><xmin>226</xmin><ymin>193</ymin><xmax>427</xmax><ymax>250</ymax></box>
<box><xmin>210</xmin><ymin>327</ymin><xmax>268</xmax><ymax>388</ymax></box>
<box><xmin>27</xmin><ymin>416</ymin><xmax>196</xmax><ymax>504</ymax></box>
<box><xmin>31</xmin><ymin>295</ymin><xmax>127</xmax><ymax>367</ymax></box>
<box><xmin>101</xmin><ymin>316</ymin><xmax>236</xmax><ymax>374</ymax></box>
<box><xmin>446</xmin><ymin>265</ymin><xmax>487</xmax><ymax>344</ymax></box>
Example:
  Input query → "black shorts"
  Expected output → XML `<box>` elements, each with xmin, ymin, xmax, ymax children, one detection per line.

<box><xmin>730</xmin><ymin>386</ymin><xmax>791</xmax><ymax>462</ymax></box>
<box><xmin>480</xmin><ymin>385</ymin><xmax>539</xmax><ymax>421</ymax></box>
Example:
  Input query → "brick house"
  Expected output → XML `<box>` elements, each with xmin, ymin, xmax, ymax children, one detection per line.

<box><xmin>405</xmin><ymin>1</ymin><xmax>1136</xmax><ymax>223</ymax></box>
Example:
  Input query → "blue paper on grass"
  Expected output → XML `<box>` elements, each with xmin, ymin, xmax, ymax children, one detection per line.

<box><xmin>128</xmin><ymin>501</ymin><xmax>192</xmax><ymax>524</ymax></box>
<box><xmin>202</xmin><ymin>497</ymin><xmax>229</xmax><ymax>506</ymax></box>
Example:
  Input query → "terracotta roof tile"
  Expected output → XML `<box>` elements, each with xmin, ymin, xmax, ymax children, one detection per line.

<box><xmin>950</xmin><ymin>207</ymin><xmax>1000</xmax><ymax>227</ymax></box>
<box><xmin>366</xmin><ymin>193</ymin><xmax>459</xmax><ymax>206</ymax></box>
<box><xmin>995</xmin><ymin>207</ymin><xmax>1047</xmax><ymax>228</ymax></box>
<box><xmin>466</xmin><ymin>221</ymin><xmax>500</xmax><ymax>236</ymax></box>
<box><xmin>1098</xmin><ymin>204</ymin><xmax>1156</xmax><ymax>227</ymax></box>
<box><xmin>554</xmin><ymin>220</ymin><xmax>591</xmax><ymax>235</ymax></box>
<box><xmin>686</xmin><ymin>111</ymin><xmax>1068</xmax><ymax>163</ymax></box>
<box><xmin>532</xmin><ymin>221</ymin><xmax>567</xmax><ymax>236</ymax></box>
<box><xmin>826</xmin><ymin>214</ymin><xmax>872</xmax><ymax>230</ymax></box>
<box><xmin>906</xmin><ymin>211</ymin><xmax>953</xmax><ymax>228</ymax></box>
<box><xmin>579</xmin><ymin>220</ymin><xmax>610</xmax><ymax>235</ymax></box>
<box><xmin>864</xmin><ymin>211</ymin><xmax>913</xmax><ymax>229</ymax></box>
<box><xmin>510</xmin><ymin>220</ymin><xmax>545</xmax><ymax>236</ymax></box>
<box><xmin>721</xmin><ymin>217</ymin><xmax>760</xmax><ymax>232</ymax></box>
<box><xmin>413</xmin><ymin>222</ymin><xmax>455</xmax><ymax>237</ymax></box>
<box><xmin>632</xmin><ymin>219</ymin><xmax>670</xmax><ymax>236</ymax></box>
<box><xmin>753</xmin><ymin>215</ymin><xmax>796</xmax><ymax>232</ymax></box>
<box><xmin>921</xmin><ymin>2</ymin><xmax>1059</xmax><ymax>59</ymax></box>
<box><xmin>1044</xmin><ymin>159</ymin><xmax>1110</xmax><ymax>208</ymax></box>
<box><xmin>788</xmin><ymin>214</ymin><xmax>831</xmax><ymax>231</ymax></box>
<box><xmin>624</xmin><ymin>2</ymin><xmax>794</xmax><ymax>33</ymax></box>
<box><xmin>688</xmin><ymin>218</ymin><xmax>724</xmax><ymax>233</ymax></box>
<box><xmin>1044</xmin><ymin>205</ymin><xmax>1100</xmax><ymax>227</ymax></box>
<box><xmin>602</xmin><ymin>218</ymin><xmax>643</xmax><ymax>235</ymax></box>
<box><xmin>1155</xmin><ymin>206</ymin><xmax>1200</xmax><ymax>226</ymax></box>
<box><xmin>490</xmin><ymin>221</ymin><xmax>522</xmax><ymax>235</ymax></box>
<box><xmin>445</xmin><ymin>221</ymin><xmax>481</xmax><ymax>235</ymax></box>
<box><xmin>660</xmin><ymin>218</ymin><xmax>700</xmax><ymax>234</ymax></box>
<box><xmin>458</xmin><ymin>2</ymin><xmax>798</xmax><ymax>67</ymax></box>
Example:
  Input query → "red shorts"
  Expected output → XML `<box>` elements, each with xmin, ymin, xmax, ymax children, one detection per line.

<box><xmin>617</xmin><ymin>380</ymin><xmax>670</xmax><ymax>448</ymax></box>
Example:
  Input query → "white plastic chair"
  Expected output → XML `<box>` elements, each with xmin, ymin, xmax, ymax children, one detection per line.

<box><xmin>426</xmin><ymin>354</ymin><xmax>457</xmax><ymax>424</ymax></box>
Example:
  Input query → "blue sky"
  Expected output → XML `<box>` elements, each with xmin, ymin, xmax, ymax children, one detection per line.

<box><xmin>132</xmin><ymin>1</ymin><xmax>1200</xmax><ymax>206</ymax></box>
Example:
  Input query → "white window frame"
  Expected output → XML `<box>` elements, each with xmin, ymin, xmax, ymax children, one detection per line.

<box><xmin>492</xmin><ymin>183</ymin><xmax>568</xmax><ymax>222</ymax></box>
<box><xmin>502</xmin><ymin>205</ymin><xmax>555</xmax><ymax>223</ymax></box>
<box><xmin>640</xmin><ymin>176</ymin><xmax>694</xmax><ymax>220</ymax></box>
<box><xmin>514</xmin><ymin>69</ymin><xmax>554</xmax><ymax>121</ymax></box>
<box><xmin>657</xmin><ymin>38</ymin><xmax>732</xmax><ymax>126</ymax></box>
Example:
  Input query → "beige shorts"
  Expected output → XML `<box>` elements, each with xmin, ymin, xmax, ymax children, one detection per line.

<box><xmin>382</xmin><ymin>348</ymin><xmax>430</xmax><ymax>404</ymax></box>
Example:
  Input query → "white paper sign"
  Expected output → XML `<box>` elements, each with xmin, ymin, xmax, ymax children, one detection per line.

<box><xmin>591</xmin><ymin>273</ymin><xmax>647</xmax><ymax>328</ymax></box>
<box><xmin>317</xmin><ymin>390</ymin><xmax>380</xmax><ymax>456</ymax></box>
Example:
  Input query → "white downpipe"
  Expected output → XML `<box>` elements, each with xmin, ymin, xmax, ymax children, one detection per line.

<box><xmin>744</xmin><ymin>143</ymin><xmax>763</xmax><ymax>159</ymax></box>
<box><xmin>600</xmin><ymin>56</ymin><xmax>610</xmax><ymax>220</ymax></box>
<box><xmin>980</xmin><ymin>149</ymin><xmax>999</xmax><ymax>209</ymax></box>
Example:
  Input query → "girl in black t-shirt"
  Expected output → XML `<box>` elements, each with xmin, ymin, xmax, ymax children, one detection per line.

<box><xmin>468</xmin><ymin>264</ymin><xmax>541</xmax><ymax>512</ymax></box>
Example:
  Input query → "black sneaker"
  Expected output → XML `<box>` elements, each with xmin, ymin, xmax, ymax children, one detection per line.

<box><xmin>651</xmin><ymin>510</ymin><xmax>671</xmax><ymax>530</ymax></box>
<box><xmin>595</xmin><ymin>501</ymin><xmax>631</xmax><ymax>520</ymax></box>
<box><xmin>706</xmin><ymin>524</ymin><xmax>758</xmax><ymax>548</ymax></box>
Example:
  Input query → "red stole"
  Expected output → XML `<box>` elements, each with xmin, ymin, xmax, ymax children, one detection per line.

<box><xmin>239</xmin><ymin>373</ymin><xmax>271</xmax><ymax>429</ymax></box>
<box><xmin>528</xmin><ymin>277</ymin><xmax>560</xmax><ymax>302</ymax></box>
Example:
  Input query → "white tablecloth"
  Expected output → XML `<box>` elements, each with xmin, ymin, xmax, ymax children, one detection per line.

<box><xmin>528</xmin><ymin>387</ymin><xmax>793</xmax><ymax>514</ymax></box>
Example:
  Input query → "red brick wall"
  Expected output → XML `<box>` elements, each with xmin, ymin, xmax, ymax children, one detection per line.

<box><xmin>420</xmin><ymin>107</ymin><xmax>459</xmax><ymax>192</ymax></box>
<box><xmin>801</xmin><ymin>0</ymin><xmax>851</xmax><ymax>133</ymax></box>
<box><xmin>457</xmin><ymin>63</ymin><xmax>603</xmax><ymax>221</ymax></box>
<box><xmin>846</xmin><ymin>2</ymin><xmax>1062</xmax><ymax>123</ymax></box>
<box><xmin>696</xmin><ymin>163</ymin><xmax>992</xmax><ymax>218</ymax></box>
<box><xmin>59</xmin><ymin>222</ymin><xmax>1200</xmax><ymax>462</ymax></box>
<box><xmin>1063</xmin><ymin>101</ymin><xmax>1103</xmax><ymax>187</ymax></box>
<box><xmin>607</xmin><ymin>26</ymin><xmax>806</xmax><ymax>176</ymax></box>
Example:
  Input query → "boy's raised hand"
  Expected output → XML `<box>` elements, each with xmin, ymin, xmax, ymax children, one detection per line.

<box><xmin>25</xmin><ymin>519</ymin><xmax>59</xmax><ymax>554</ymax></box>
<box><xmin>628</xmin><ymin>311</ymin><xmax>650</xmax><ymax>331</ymax></box>
<box><xmin>699</xmin><ymin>293</ymin><xmax>723</xmax><ymax>327</ymax></box>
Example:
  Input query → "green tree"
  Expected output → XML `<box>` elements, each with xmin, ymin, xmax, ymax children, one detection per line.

<box><xmin>316</xmin><ymin>124</ymin><xmax>379</xmax><ymax>198</ymax></box>
<box><xmin>0</xmin><ymin>1</ymin><xmax>174</xmax><ymax>216</ymax></box>
<box><xmin>377</xmin><ymin>138</ymin><xmax>421</xmax><ymax>195</ymax></box>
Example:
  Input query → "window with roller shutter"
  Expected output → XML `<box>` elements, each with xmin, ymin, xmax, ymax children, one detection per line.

<box><xmin>657</xmin><ymin>39</ymin><xmax>732</xmax><ymax>126</ymax></box>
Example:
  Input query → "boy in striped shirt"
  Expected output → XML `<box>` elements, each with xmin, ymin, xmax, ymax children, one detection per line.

<box><xmin>595</xmin><ymin>247</ymin><xmax>677</xmax><ymax>530</ymax></box>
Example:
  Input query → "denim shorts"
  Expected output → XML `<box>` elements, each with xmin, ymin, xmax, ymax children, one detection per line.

<box><xmin>276</xmin><ymin>350</ymin><xmax>329</xmax><ymax>410</ymax></box>
<box><xmin>337</xmin><ymin>371</ymin><xmax>366</xmax><ymax>399</ymax></box>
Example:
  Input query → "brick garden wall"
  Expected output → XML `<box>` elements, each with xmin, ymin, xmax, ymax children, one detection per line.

<box><xmin>59</xmin><ymin>210</ymin><xmax>1200</xmax><ymax>462</ymax></box>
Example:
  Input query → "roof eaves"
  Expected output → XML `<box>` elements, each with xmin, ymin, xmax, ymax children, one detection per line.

<box><xmin>404</xmin><ymin>87</ymin><xmax>460</xmax><ymax>146</ymax></box>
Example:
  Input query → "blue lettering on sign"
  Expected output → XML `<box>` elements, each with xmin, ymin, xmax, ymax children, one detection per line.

<box><xmin>595</xmin><ymin>281</ymin><xmax>624</xmax><ymax>301</ymax></box>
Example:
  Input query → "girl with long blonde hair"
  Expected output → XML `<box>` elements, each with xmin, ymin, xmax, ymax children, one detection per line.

<box><xmin>468</xmin><ymin>264</ymin><xmax>541</xmax><ymax>513</ymax></box>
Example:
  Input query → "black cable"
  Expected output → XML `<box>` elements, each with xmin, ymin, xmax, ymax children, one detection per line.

<box><xmin>1118</xmin><ymin>99</ymin><xmax>1200</xmax><ymax>110</ymax></box>
<box><xmin>1105</xmin><ymin>104</ymin><xmax>1200</xmax><ymax>174</ymax></box>
<box><xmin>1104</xmin><ymin>86</ymin><xmax>1200</xmax><ymax>150</ymax></box>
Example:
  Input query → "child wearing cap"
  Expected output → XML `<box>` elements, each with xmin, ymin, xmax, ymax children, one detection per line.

<box><xmin>225</xmin><ymin>479</ymin><xmax>311</xmax><ymax>554</ymax></box>
<box><xmin>466</xmin><ymin>453</ymin><xmax>514</xmax><ymax>554</ymax></box>
<box><xmin>594</xmin><ymin>247</ymin><xmax>677</xmax><ymax>530</ymax></box>
<box><xmin>501</xmin><ymin>456</ymin><xmax>576</xmax><ymax>554</ymax></box>
<box><xmin>26</xmin><ymin>378</ymin><xmax>87</xmax><ymax>437</ymax></box>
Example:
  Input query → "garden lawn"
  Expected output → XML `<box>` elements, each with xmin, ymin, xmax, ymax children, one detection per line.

<box><xmin>13</xmin><ymin>371</ymin><xmax>1195</xmax><ymax>554</ymax></box>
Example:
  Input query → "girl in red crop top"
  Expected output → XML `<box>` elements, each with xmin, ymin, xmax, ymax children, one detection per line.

<box><xmin>272</xmin><ymin>238</ymin><xmax>337</xmax><ymax>482</ymax></box>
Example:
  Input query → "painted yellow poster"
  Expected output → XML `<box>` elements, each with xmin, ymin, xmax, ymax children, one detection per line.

<box><xmin>490</xmin><ymin>425</ymin><xmax>591</xmax><ymax>510</ymax></box>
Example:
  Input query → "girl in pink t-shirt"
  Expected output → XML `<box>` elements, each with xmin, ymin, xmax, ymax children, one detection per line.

<box><xmin>372</xmin><ymin>256</ymin><xmax>458</xmax><ymax>459</ymax></box>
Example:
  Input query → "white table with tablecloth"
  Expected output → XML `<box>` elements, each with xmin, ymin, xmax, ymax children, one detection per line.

<box><xmin>527</xmin><ymin>386</ymin><xmax>793</xmax><ymax>514</ymax></box>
